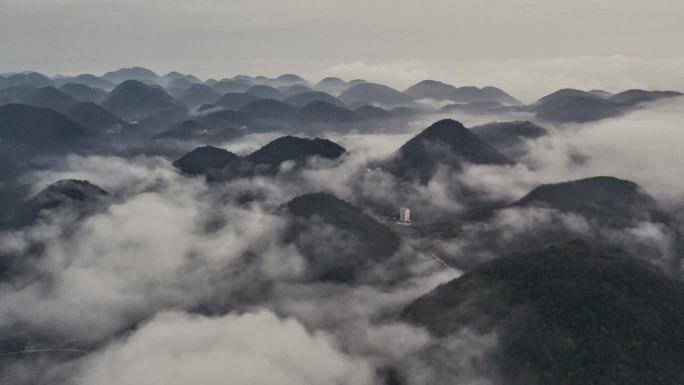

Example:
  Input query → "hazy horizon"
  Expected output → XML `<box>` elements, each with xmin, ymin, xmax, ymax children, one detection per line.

<box><xmin>3</xmin><ymin>0</ymin><xmax>684</xmax><ymax>102</ymax></box>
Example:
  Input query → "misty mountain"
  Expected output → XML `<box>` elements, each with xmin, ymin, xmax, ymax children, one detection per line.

<box><xmin>64</xmin><ymin>102</ymin><xmax>126</xmax><ymax>134</ymax></box>
<box><xmin>20</xmin><ymin>86</ymin><xmax>79</xmax><ymax>112</ymax></box>
<box><xmin>275</xmin><ymin>73</ymin><xmax>310</xmax><ymax>87</ymax></box>
<box><xmin>284</xmin><ymin>91</ymin><xmax>345</xmax><ymax>107</ymax></box>
<box><xmin>439</xmin><ymin>101</ymin><xmax>518</xmax><ymax>116</ymax></box>
<box><xmin>102</xmin><ymin>67</ymin><xmax>161</xmax><ymax>84</ymax></box>
<box><xmin>239</xmin><ymin>99</ymin><xmax>298</xmax><ymax>121</ymax></box>
<box><xmin>588</xmin><ymin>89</ymin><xmax>614</xmax><ymax>98</ymax></box>
<box><xmin>214</xmin><ymin>93</ymin><xmax>258</xmax><ymax>110</ymax></box>
<box><xmin>0</xmin><ymin>72</ymin><xmax>52</xmax><ymax>88</ymax></box>
<box><xmin>316</xmin><ymin>77</ymin><xmax>349</xmax><ymax>95</ymax></box>
<box><xmin>166</xmin><ymin>77</ymin><xmax>199</xmax><ymax>91</ymax></box>
<box><xmin>101</xmin><ymin>80</ymin><xmax>177</xmax><ymax>121</ymax></box>
<box><xmin>161</xmin><ymin>71</ymin><xmax>202</xmax><ymax>86</ymax></box>
<box><xmin>11</xmin><ymin>179</ymin><xmax>109</xmax><ymax>228</ymax></box>
<box><xmin>384</xmin><ymin>119</ymin><xmax>513</xmax><ymax>183</ymax></box>
<box><xmin>137</xmin><ymin>106</ymin><xmax>190</xmax><ymax>135</ymax></box>
<box><xmin>534</xmin><ymin>94</ymin><xmax>627</xmax><ymax>123</ymax></box>
<box><xmin>0</xmin><ymin>150</ymin><xmax>18</xmax><ymax>181</ymax></box>
<box><xmin>245</xmin><ymin>85</ymin><xmax>285</xmax><ymax>100</ymax></box>
<box><xmin>514</xmin><ymin>176</ymin><xmax>665</xmax><ymax>227</ymax></box>
<box><xmin>56</xmin><ymin>74</ymin><xmax>116</xmax><ymax>90</ymax></box>
<box><xmin>285</xmin><ymin>192</ymin><xmax>400</xmax><ymax>282</ymax></box>
<box><xmin>59</xmin><ymin>83</ymin><xmax>107</xmax><ymax>103</ymax></box>
<box><xmin>404</xmin><ymin>80</ymin><xmax>521</xmax><ymax>105</ymax></box>
<box><xmin>282</xmin><ymin>84</ymin><xmax>315</xmax><ymax>97</ymax></box>
<box><xmin>293</xmin><ymin>101</ymin><xmax>357</xmax><ymax>126</ymax></box>
<box><xmin>211</xmin><ymin>80</ymin><xmax>252</xmax><ymax>94</ymax></box>
<box><xmin>154</xmin><ymin>117</ymin><xmax>244</xmax><ymax>143</ymax></box>
<box><xmin>353</xmin><ymin>105</ymin><xmax>393</xmax><ymax>120</ymax></box>
<box><xmin>173</xmin><ymin>146</ymin><xmax>240</xmax><ymax>175</ymax></box>
<box><xmin>403</xmin><ymin>241</ymin><xmax>684</xmax><ymax>385</ymax></box>
<box><xmin>338</xmin><ymin>82</ymin><xmax>415</xmax><ymax>107</ymax></box>
<box><xmin>534</xmin><ymin>88</ymin><xmax>601</xmax><ymax>105</ymax></box>
<box><xmin>178</xmin><ymin>84</ymin><xmax>222</xmax><ymax>109</ymax></box>
<box><xmin>0</xmin><ymin>85</ymin><xmax>37</xmax><ymax>103</ymax></box>
<box><xmin>0</xmin><ymin>104</ymin><xmax>87</xmax><ymax>149</ymax></box>
<box><xmin>247</xmin><ymin>136</ymin><xmax>346</xmax><ymax>165</ymax></box>
<box><xmin>610</xmin><ymin>89</ymin><xmax>682</xmax><ymax>106</ymax></box>
<box><xmin>471</xmin><ymin>121</ymin><xmax>548</xmax><ymax>159</ymax></box>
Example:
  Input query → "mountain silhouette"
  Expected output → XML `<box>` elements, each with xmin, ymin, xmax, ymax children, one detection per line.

<box><xmin>59</xmin><ymin>83</ymin><xmax>107</xmax><ymax>103</ymax></box>
<box><xmin>214</xmin><ymin>93</ymin><xmax>258</xmax><ymax>110</ymax></box>
<box><xmin>385</xmin><ymin>119</ymin><xmax>512</xmax><ymax>182</ymax></box>
<box><xmin>514</xmin><ymin>176</ymin><xmax>664</xmax><ymax>227</ymax></box>
<box><xmin>339</xmin><ymin>82</ymin><xmax>415</xmax><ymax>107</ymax></box>
<box><xmin>64</xmin><ymin>102</ymin><xmax>125</xmax><ymax>134</ymax></box>
<box><xmin>286</xmin><ymin>192</ymin><xmax>400</xmax><ymax>282</ymax></box>
<box><xmin>20</xmin><ymin>86</ymin><xmax>79</xmax><ymax>112</ymax></box>
<box><xmin>247</xmin><ymin>136</ymin><xmax>346</xmax><ymax>165</ymax></box>
<box><xmin>101</xmin><ymin>80</ymin><xmax>177</xmax><ymax>120</ymax></box>
<box><xmin>403</xmin><ymin>241</ymin><xmax>684</xmax><ymax>385</ymax></box>
<box><xmin>174</xmin><ymin>146</ymin><xmax>240</xmax><ymax>175</ymax></box>
<box><xmin>0</xmin><ymin>104</ymin><xmax>87</xmax><ymax>148</ymax></box>
<box><xmin>405</xmin><ymin>80</ymin><xmax>521</xmax><ymax>105</ymax></box>
<box><xmin>102</xmin><ymin>67</ymin><xmax>160</xmax><ymax>84</ymax></box>
<box><xmin>284</xmin><ymin>91</ymin><xmax>345</xmax><ymax>107</ymax></box>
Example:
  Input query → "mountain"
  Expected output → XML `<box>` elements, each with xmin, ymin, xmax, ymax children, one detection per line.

<box><xmin>293</xmin><ymin>101</ymin><xmax>357</xmax><ymax>125</ymax></box>
<box><xmin>155</xmin><ymin>109</ymin><xmax>247</xmax><ymax>142</ymax></box>
<box><xmin>338</xmin><ymin>82</ymin><xmax>415</xmax><ymax>107</ymax></box>
<box><xmin>0</xmin><ymin>150</ymin><xmax>18</xmax><ymax>180</ymax></box>
<box><xmin>247</xmin><ymin>136</ymin><xmax>346</xmax><ymax>165</ymax></box>
<box><xmin>20</xmin><ymin>86</ymin><xmax>79</xmax><ymax>112</ymax></box>
<box><xmin>198</xmin><ymin>109</ymin><xmax>249</xmax><ymax>128</ymax></box>
<box><xmin>589</xmin><ymin>89</ymin><xmax>614</xmax><ymax>99</ymax></box>
<box><xmin>0</xmin><ymin>85</ymin><xmax>37</xmax><ymax>103</ymax></box>
<box><xmin>102</xmin><ymin>67</ymin><xmax>160</xmax><ymax>84</ymax></box>
<box><xmin>514</xmin><ymin>176</ymin><xmax>664</xmax><ymax>227</ymax></box>
<box><xmin>211</xmin><ymin>80</ymin><xmax>251</xmax><ymax>94</ymax></box>
<box><xmin>59</xmin><ymin>83</ymin><xmax>107</xmax><ymax>102</ymax></box>
<box><xmin>1</xmin><ymin>72</ymin><xmax>52</xmax><ymax>88</ymax></box>
<box><xmin>12</xmin><ymin>179</ymin><xmax>109</xmax><ymax>227</ymax></box>
<box><xmin>0</xmin><ymin>104</ymin><xmax>87</xmax><ymax>148</ymax></box>
<box><xmin>59</xmin><ymin>74</ymin><xmax>116</xmax><ymax>90</ymax></box>
<box><xmin>385</xmin><ymin>119</ymin><xmax>512</xmax><ymax>183</ymax></box>
<box><xmin>214</xmin><ymin>93</ymin><xmax>258</xmax><ymax>110</ymax></box>
<box><xmin>245</xmin><ymin>85</ymin><xmax>285</xmax><ymax>100</ymax></box>
<box><xmin>439</xmin><ymin>101</ymin><xmax>515</xmax><ymax>116</ymax></box>
<box><xmin>284</xmin><ymin>91</ymin><xmax>345</xmax><ymax>108</ymax></box>
<box><xmin>166</xmin><ymin>77</ymin><xmax>198</xmax><ymax>91</ymax></box>
<box><xmin>239</xmin><ymin>99</ymin><xmax>298</xmax><ymax>121</ymax></box>
<box><xmin>285</xmin><ymin>192</ymin><xmax>400</xmax><ymax>282</ymax></box>
<box><xmin>534</xmin><ymin>89</ymin><xmax>601</xmax><ymax>105</ymax></box>
<box><xmin>470</xmin><ymin>121</ymin><xmax>548</xmax><ymax>158</ymax></box>
<box><xmin>354</xmin><ymin>105</ymin><xmax>393</xmax><ymax>120</ymax></box>
<box><xmin>610</xmin><ymin>90</ymin><xmax>682</xmax><ymax>106</ymax></box>
<box><xmin>282</xmin><ymin>84</ymin><xmax>314</xmax><ymax>97</ymax></box>
<box><xmin>315</xmin><ymin>77</ymin><xmax>349</xmax><ymax>95</ymax></box>
<box><xmin>403</xmin><ymin>241</ymin><xmax>684</xmax><ymax>385</ymax></box>
<box><xmin>161</xmin><ymin>71</ymin><xmax>201</xmax><ymax>86</ymax></box>
<box><xmin>405</xmin><ymin>80</ymin><xmax>521</xmax><ymax>105</ymax></box>
<box><xmin>64</xmin><ymin>102</ymin><xmax>125</xmax><ymax>134</ymax></box>
<box><xmin>534</xmin><ymin>94</ymin><xmax>627</xmax><ymax>123</ymax></box>
<box><xmin>275</xmin><ymin>74</ymin><xmax>309</xmax><ymax>86</ymax></box>
<box><xmin>173</xmin><ymin>146</ymin><xmax>240</xmax><ymax>175</ymax></box>
<box><xmin>101</xmin><ymin>80</ymin><xmax>177</xmax><ymax>121</ymax></box>
<box><xmin>178</xmin><ymin>84</ymin><xmax>221</xmax><ymax>109</ymax></box>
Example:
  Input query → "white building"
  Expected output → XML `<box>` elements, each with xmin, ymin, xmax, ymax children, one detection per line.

<box><xmin>399</xmin><ymin>207</ymin><xmax>411</xmax><ymax>223</ymax></box>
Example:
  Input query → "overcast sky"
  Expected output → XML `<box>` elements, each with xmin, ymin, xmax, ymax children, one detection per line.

<box><xmin>2</xmin><ymin>0</ymin><xmax>684</xmax><ymax>101</ymax></box>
